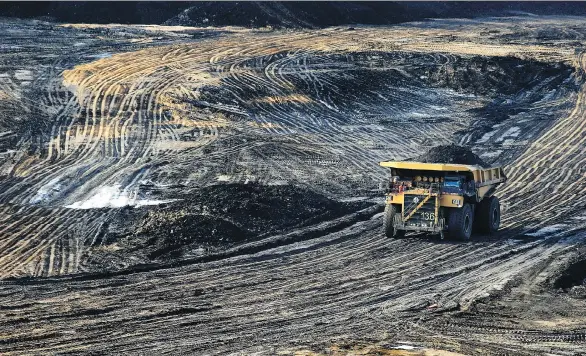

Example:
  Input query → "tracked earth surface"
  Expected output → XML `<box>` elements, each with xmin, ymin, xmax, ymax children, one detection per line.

<box><xmin>1</xmin><ymin>16</ymin><xmax>586</xmax><ymax>355</ymax></box>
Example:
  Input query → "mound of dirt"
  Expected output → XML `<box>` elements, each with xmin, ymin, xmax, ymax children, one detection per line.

<box><xmin>141</xmin><ymin>214</ymin><xmax>250</xmax><ymax>260</ymax></box>
<box><xmin>87</xmin><ymin>183</ymin><xmax>370</xmax><ymax>267</ymax></box>
<box><xmin>554</xmin><ymin>258</ymin><xmax>586</xmax><ymax>294</ymax></box>
<box><xmin>412</xmin><ymin>144</ymin><xmax>489</xmax><ymax>167</ymax></box>
<box><xmin>181</xmin><ymin>183</ymin><xmax>360</xmax><ymax>234</ymax></box>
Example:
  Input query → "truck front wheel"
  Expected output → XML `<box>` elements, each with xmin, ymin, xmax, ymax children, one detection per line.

<box><xmin>383</xmin><ymin>204</ymin><xmax>406</xmax><ymax>239</ymax></box>
<box><xmin>447</xmin><ymin>203</ymin><xmax>473</xmax><ymax>240</ymax></box>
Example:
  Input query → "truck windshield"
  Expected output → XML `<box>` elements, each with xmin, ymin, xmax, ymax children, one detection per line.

<box><xmin>444</xmin><ymin>179</ymin><xmax>460</xmax><ymax>188</ymax></box>
<box><xmin>443</xmin><ymin>177</ymin><xmax>462</xmax><ymax>191</ymax></box>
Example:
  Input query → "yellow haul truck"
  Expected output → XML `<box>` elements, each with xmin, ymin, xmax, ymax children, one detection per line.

<box><xmin>379</xmin><ymin>161</ymin><xmax>507</xmax><ymax>240</ymax></box>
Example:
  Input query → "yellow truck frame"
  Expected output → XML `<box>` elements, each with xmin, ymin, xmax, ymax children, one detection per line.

<box><xmin>379</xmin><ymin>161</ymin><xmax>506</xmax><ymax>240</ymax></box>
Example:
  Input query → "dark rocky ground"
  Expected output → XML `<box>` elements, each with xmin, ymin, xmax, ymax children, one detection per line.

<box><xmin>0</xmin><ymin>14</ymin><xmax>586</xmax><ymax>356</ymax></box>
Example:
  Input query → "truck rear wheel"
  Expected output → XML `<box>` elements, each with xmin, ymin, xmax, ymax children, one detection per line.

<box><xmin>476</xmin><ymin>196</ymin><xmax>500</xmax><ymax>233</ymax></box>
<box><xmin>383</xmin><ymin>204</ymin><xmax>405</xmax><ymax>239</ymax></box>
<box><xmin>447</xmin><ymin>203</ymin><xmax>473</xmax><ymax>240</ymax></box>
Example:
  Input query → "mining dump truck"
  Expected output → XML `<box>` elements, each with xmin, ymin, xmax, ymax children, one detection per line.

<box><xmin>379</xmin><ymin>161</ymin><xmax>507</xmax><ymax>240</ymax></box>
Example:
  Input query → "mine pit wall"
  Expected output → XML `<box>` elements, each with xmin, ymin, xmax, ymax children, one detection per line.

<box><xmin>0</xmin><ymin>19</ymin><xmax>585</xmax><ymax>280</ymax></box>
<box><xmin>64</xmin><ymin>48</ymin><xmax>579</xmax><ymax>199</ymax></box>
<box><xmin>188</xmin><ymin>51</ymin><xmax>579</xmax><ymax>201</ymax></box>
<box><xmin>497</xmin><ymin>51</ymin><xmax>586</xmax><ymax>231</ymax></box>
<box><xmin>4</xmin><ymin>28</ymin><xmax>581</xmax><ymax>205</ymax></box>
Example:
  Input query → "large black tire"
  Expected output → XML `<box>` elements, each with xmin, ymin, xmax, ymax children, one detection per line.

<box><xmin>383</xmin><ymin>204</ymin><xmax>406</xmax><ymax>239</ymax></box>
<box><xmin>476</xmin><ymin>196</ymin><xmax>500</xmax><ymax>233</ymax></box>
<box><xmin>447</xmin><ymin>203</ymin><xmax>474</xmax><ymax>240</ymax></box>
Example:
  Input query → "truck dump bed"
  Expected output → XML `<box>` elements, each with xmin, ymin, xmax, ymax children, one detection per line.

<box><xmin>379</xmin><ymin>161</ymin><xmax>506</xmax><ymax>186</ymax></box>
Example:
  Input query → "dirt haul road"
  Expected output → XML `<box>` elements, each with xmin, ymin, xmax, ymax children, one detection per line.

<box><xmin>1</xmin><ymin>16</ymin><xmax>586</xmax><ymax>355</ymax></box>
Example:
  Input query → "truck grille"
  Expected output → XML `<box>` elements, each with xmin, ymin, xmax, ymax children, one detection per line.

<box><xmin>403</xmin><ymin>194</ymin><xmax>436</xmax><ymax>227</ymax></box>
